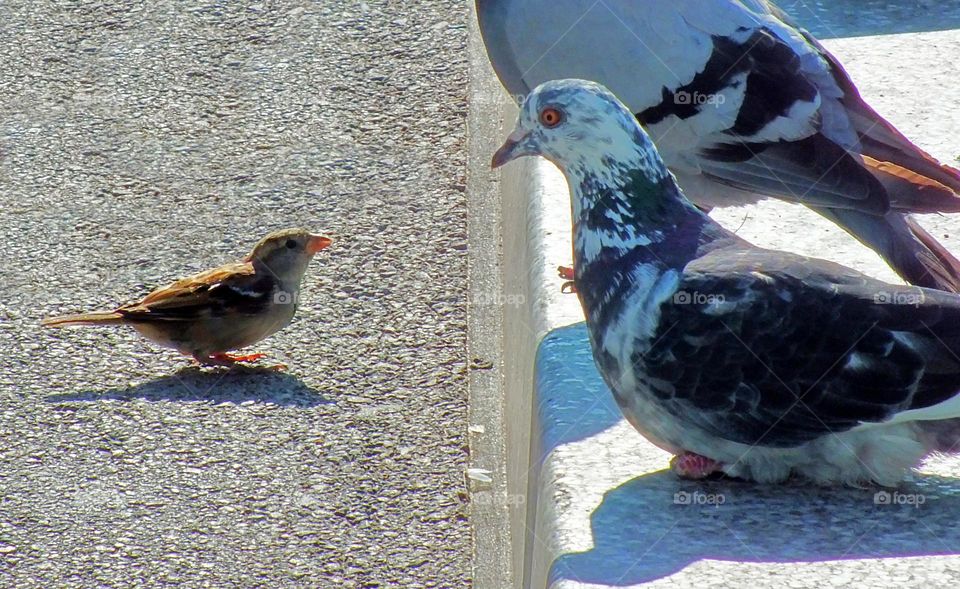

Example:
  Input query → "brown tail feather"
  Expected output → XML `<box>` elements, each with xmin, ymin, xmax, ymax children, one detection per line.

<box><xmin>863</xmin><ymin>157</ymin><xmax>960</xmax><ymax>214</ymax></box>
<box><xmin>859</xmin><ymin>133</ymin><xmax>960</xmax><ymax>198</ymax></box>
<box><xmin>41</xmin><ymin>311</ymin><xmax>125</xmax><ymax>327</ymax></box>
<box><xmin>812</xmin><ymin>41</ymin><xmax>960</xmax><ymax>209</ymax></box>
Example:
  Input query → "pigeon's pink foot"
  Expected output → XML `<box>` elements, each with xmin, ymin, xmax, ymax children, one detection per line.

<box><xmin>558</xmin><ymin>265</ymin><xmax>577</xmax><ymax>294</ymax></box>
<box><xmin>670</xmin><ymin>452</ymin><xmax>723</xmax><ymax>479</ymax></box>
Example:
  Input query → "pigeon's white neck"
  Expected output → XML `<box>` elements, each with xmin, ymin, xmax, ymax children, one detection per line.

<box><xmin>558</xmin><ymin>149</ymin><xmax>729</xmax><ymax>334</ymax></box>
<box><xmin>562</xmin><ymin>151</ymin><xmax>711</xmax><ymax>262</ymax></box>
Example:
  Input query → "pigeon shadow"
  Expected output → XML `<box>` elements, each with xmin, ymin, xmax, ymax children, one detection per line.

<box><xmin>550</xmin><ymin>471</ymin><xmax>960</xmax><ymax>585</ymax></box>
<box><xmin>45</xmin><ymin>366</ymin><xmax>330</xmax><ymax>407</ymax></box>
<box><xmin>788</xmin><ymin>0</ymin><xmax>960</xmax><ymax>38</ymax></box>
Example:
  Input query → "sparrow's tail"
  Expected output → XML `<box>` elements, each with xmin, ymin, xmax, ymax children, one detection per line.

<box><xmin>41</xmin><ymin>311</ymin><xmax>125</xmax><ymax>327</ymax></box>
<box><xmin>813</xmin><ymin>208</ymin><xmax>960</xmax><ymax>293</ymax></box>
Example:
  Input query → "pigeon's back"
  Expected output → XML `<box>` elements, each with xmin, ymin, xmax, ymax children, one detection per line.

<box><xmin>478</xmin><ymin>0</ymin><xmax>839</xmax><ymax>154</ymax></box>
<box><xmin>480</xmin><ymin>1</ymin><xmax>793</xmax><ymax>106</ymax></box>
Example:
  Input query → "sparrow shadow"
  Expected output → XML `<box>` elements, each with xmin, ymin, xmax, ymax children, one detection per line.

<box><xmin>45</xmin><ymin>366</ymin><xmax>330</xmax><ymax>407</ymax></box>
<box><xmin>550</xmin><ymin>471</ymin><xmax>960</xmax><ymax>586</ymax></box>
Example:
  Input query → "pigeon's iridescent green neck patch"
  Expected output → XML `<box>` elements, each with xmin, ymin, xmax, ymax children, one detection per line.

<box><xmin>572</xmin><ymin>163</ymin><xmax>704</xmax><ymax>250</ymax></box>
<box><xmin>570</xmin><ymin>161</ymin><xmax>729</xmax><ymax>334</ymax></box>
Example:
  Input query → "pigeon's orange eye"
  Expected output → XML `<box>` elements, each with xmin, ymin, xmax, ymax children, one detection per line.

<box><xmin>540</xmin><ymin>107</ymin><xmax>563</xmax><ymax>128</ymax></box>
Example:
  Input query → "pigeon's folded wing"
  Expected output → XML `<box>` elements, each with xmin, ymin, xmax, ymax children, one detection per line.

<box><xmin>639</xmin><ymin>248</ymin><xmax>960</xmax><ymax>448</ymax></box>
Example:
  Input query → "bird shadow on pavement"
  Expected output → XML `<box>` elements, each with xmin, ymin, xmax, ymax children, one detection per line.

<box><xmin>44</xmin><ymin>366</ymin><xmax>330</xmax><ymax>407</ymax></box>
<box><xmin>550</xmin><ymin>470</ymin><xmax>960</xmax><ymax>586</ymax></box>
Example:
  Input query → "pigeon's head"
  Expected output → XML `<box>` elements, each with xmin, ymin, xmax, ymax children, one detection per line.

<box><xmin>491</xmin><ymin>79</ymin><xmax>669</xmax><ymax>183</ymax></box>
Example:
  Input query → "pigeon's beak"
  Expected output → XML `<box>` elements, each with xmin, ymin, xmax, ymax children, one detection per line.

<box><xmin>491</xmin><ymin>128</ymin><xmax>533</xmax><ymax>169</ymax></box>
<box><xmin>306</xmin><ymin>234</ymin><xmax>333</xmax><ymax>254</ymax></box>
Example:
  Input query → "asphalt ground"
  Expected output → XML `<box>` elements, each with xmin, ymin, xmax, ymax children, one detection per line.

<box><xmin>0</xmin><ymin>2</ymin><xmax>470</xmax><ymax>587</ymax></box>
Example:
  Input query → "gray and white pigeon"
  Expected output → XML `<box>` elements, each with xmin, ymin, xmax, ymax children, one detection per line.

<box><xmin>478</xmin><ymin>0</ymin><xmax>960</xmax><ymax>292</ymax></box>
<box><xmin>493</xmin><ymin>79</ymin><xmax>960</xmax><ymax>486</ymax></box>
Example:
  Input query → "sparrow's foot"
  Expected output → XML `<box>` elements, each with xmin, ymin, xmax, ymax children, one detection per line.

<box><xmin>670</xmin><ymin>452</ymin><xmax>723</xmax><ymax>479</ymax></box>
<box><xmin>216</xmin><ymin>352</ymin><xmax>268</xmax><ymax>363</ymax></box>
<box><xmin>195</xmin><ymin>353</ymin><xmax>288</xmax><ymax>371</ymax></box>
<box><xmin>195</xmin><ymin>352</ymin><xmax>273</xmax><ymax>367</ymax></box>
<box><xmin>558</xmin><ymin>265</ymin><xmax>577</xmax><ymax>294</ymax></box>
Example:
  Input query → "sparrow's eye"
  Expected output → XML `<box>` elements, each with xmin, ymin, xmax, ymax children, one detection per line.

<box><xmin>539</xmin><ymin>107</ymin><xmax>563</xmax><ymax>128</ymax></box>
<box><xmin>285</xmin><ymin>239</ymin><xmax>298</xmax><ymax>249</ymax></box>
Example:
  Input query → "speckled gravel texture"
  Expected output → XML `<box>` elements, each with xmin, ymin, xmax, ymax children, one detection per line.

<box><xmin>0</xmin><ymin>2</ymin><xmax>470</xmax><ymax>587</ymax></box>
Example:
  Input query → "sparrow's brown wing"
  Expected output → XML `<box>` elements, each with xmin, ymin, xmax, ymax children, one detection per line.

<box><xmin>118</xmin><ymin>263</ymin><xmax>276</xmax><ymax>322</ymax></box>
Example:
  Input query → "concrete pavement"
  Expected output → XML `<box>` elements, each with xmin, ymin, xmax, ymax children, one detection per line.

<box><xmin>0</xmin><ymin>2</ymin><xmax>470</xmax><ymax>587</ymax></box>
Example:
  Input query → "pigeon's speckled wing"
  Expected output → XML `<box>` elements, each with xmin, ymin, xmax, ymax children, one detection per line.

<box><xmin>635</xmin><ymin>247</ymin><xmax>960</xmax><ymax>448</ymax></box>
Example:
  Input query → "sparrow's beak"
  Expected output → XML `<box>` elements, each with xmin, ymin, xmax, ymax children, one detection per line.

<box><xmin>491</xmin><ymin>128</ymin><xmax>534</xmax><ymax>169</ymax></box>
<box><xmin>307</xmin><ymin>234</ymin><xmax>333</xmax><ymax>254</ymax></box>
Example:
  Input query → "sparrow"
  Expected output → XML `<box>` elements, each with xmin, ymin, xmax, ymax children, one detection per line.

<box><xmin>493</xmin><ymin>79</ymin><xmax>960</xmax><ymax>486</ymax></box>
<box><xmin>477</xmin><ymin>0</ymin><xmax>960</xmax><ymax>292</ymax></box>
<box><xmin>43</xmin><ymin>228</ymin><xmax>332</xmax><ymax>367</ymax></box>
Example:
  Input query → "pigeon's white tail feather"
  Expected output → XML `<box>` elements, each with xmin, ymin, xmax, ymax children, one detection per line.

<box><xmin>721</xmin><ymin>422</ymin><xmax>927</xmax><ymax>487</ymax></box>
<box><xmin>843</xmin><ymin>336</ymin><xmax>960</xmax><ymax>428</ymax></box>
<box><xmin>881</xmin><ymin>394</ymin><xmax>960</xmax><ymax>427</ymax></box>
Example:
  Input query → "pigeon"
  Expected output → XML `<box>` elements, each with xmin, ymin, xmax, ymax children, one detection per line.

<box><xmin>477</xmin><ymin>0</ymin><xmax>960</xmax><ymax>292</ymax></box>
<box><xmin>493</xmin><ymin>79</ymin><xmax>960</xmax><ymax>486</ymax></box>
<box><xmin>43</xmin><ymin>228</ymin><xmax>332</xmax><ymax>367</ymax></box>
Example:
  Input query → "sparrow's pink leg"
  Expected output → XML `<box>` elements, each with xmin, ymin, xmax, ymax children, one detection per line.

<box><xmin>558</xmin><ymin>265</ymin><xmax>577</xmax><ymax>294</ymax></box>
<box><xmin>192</xmin><ymin>353</ymin><xmax>235</xmax><ymax>367</ymax></box>
<box><xmin>214</xmin><ymin>352</ymin><xmax>287</xmax><ymax>370</ymax></box>
<box><xmin>670</xmin><ymin>452</ymin><xmax>723</xmax><ymax>479</ymax></box>
<box><xmin>191</xmin><ymin>352</ymin><xmax>285</xmax><ymax>370</ymax></box>
<box><xmin>214</xmin><ymin>352</ymin><xmax>268</xmax><ymax>363</ymax></box>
